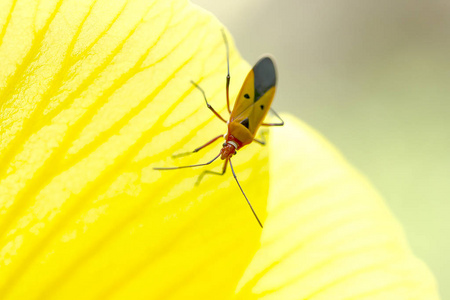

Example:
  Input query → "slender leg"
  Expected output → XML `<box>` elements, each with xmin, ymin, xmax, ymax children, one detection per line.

<box><xmin>172</xmin><ymin>134</ymin><xmax>223</xmax><ymax>158</ymax></box>
<box><xmin>191</xmin><ymin>81</ymin><xmax>227</xmax><ymax>123</ymax></box>
<box><xmin>196</xmin><ymin>158</ymin><xmax>228</xmax><ymax>186</ymax></box>
<box><xmin>253</xmin><ymin>137</ymin><xmax>266</xmax><ymax>146</ymax></box>
<box><xmin>253</xmin><ymin>129</ymin><xmax>269</xmax><ymax>146</ymax></box>
<box><xmin>262</xmin><ymin>108</ymin><xmax>284</xmax><ymax>126</ymax></box>
<box><xmin>221</xmin><ymin>29</ymin><xmax>232</xmax><ymax>114</ymax></box>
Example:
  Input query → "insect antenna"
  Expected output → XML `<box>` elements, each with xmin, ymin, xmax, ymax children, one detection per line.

<box><xmin>229</xmin><ymin>159</ymin><xmax>263</xmax><ymax>228</ymax></box>
<box><xmin>154</xmin><ymin>153</ymin><xmax>220</xmax><ymax>171</ymax></box>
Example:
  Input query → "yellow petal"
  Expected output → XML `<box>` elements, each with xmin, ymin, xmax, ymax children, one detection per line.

<box><xmin>0</xmin><ymin>0</ymin><xmax>440</xmax><ymax>299</ymax></box>
<box><xmin>0</xmin><ymin>0</ymin><xmax>266</xmax><ymax>299</ymax></box>
<box><xmin>235</xmin><ymin>114</ymin><xmax>440</xmax><ymax>299</ymax></box>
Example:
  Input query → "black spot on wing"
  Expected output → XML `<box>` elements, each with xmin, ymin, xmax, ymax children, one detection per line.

<box><xmin>244</xmin><ymin>94</ymin><xmax>250</xmax><ymax>99</ymax></box>
<box><xmin>253</xmin><ymin>57</ymin><xmax>276</xmax><ymax>102</ymax></box>
<box><xmin>240</xmin><ymin>118</ymin><xmax>249</xmax><ymax>129</ymax></box>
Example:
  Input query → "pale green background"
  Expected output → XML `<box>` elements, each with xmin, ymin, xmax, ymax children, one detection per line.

<box><xmin>192</xmin><ymin>0</ymin><xmax>449</xmax><ymax>298</ymax></box>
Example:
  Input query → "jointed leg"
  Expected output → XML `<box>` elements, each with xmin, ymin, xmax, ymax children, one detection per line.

<box><xmin>172</xmin><ymin>134</ymin><xmax>223</xmax><ymax>158</ymax></box>
<box><xmin>253</xmin><ymin>130</ymin><xmax>268</xmax><ymax>146</ymax></box>
<box><xmin>196</xmin><ymin>158</ymin><xmax>228</xmax><ymax>186</ymax></box>
<box><xmin>221</xmin><ymin>29</ymin><xmax>232</xmax><ymax>114</ymax></box>
<box><xmin>262</xmin><ymin>108</ymin><xmax>284</xmax><ymax>126</ymax></box>
<box><xmin>253</xmin><ymin>137</ymin><xmax>266</xmax><ymax>146</ymax></box>
<box><xmin>191</xmin><ymin>81</ymin><xmax>227</xmax><ymax>123</ymax></box>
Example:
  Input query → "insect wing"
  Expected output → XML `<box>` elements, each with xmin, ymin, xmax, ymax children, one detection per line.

<box><xmin>230</xmin><ymin>57</ymin><xmax>277</xmax><ymax>136</ymax></box>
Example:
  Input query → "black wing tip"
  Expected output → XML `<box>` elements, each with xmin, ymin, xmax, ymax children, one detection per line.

<box><xmin>254</xmin><ymin>55</ymin><xmax>275</xmax><ymax>69</ymax></box>
<box><xmin>253</xmin><ymin>56</ymin><xmax>276</xmax><ymax>84</ymax></box>
<box><xmin>256</xmin><ymin>56</ymin><xmax>275</xmax><ymax>65</ymax></box>
<box><xmin>252</xmin><ymin>56</ymin><xmax>276</xmax><ymax>101</ymax></box>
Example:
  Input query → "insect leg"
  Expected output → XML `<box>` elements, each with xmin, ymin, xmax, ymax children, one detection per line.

<box><xmin>262</xmin><ymin>108</ymin><xmax>284</xmax><ymax>126</ymax></box>
<box><xmin>172</xmin><ymin>134</ymin><xmax>223</xmax><ymax>158</ymax></box>
<box><xmin>195</xmin><ymin>158</ymin><xmax>228</xmax><ymax>186</ymax></box>
<box><xmin>221</xmin><ymin>29</ymin><xmax>232</xmax><ymax>114</ymax></box>
<box><xmin>253</xmin><ymin>130</ymin><xmax>268</xmax><ymax>146</ymax></box>
<box><xmin>253</xmin><ymin>137</ymin><xmax>266</xmax><ymax>146</ymax></box>
<box><xmin>191</xmin><ymin>81</ymin><xmax>227</xmax><ymax>123</ymax></box>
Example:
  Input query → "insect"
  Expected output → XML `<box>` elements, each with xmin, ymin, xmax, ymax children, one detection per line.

<box><xmin>154</xmin><ymin>30</ymin><xmax>284</xmax><ymax>228</ymax></box>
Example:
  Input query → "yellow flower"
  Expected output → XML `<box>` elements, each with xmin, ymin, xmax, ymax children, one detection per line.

<box><xmin>0</xmin><ymin>0</ymin><xmax>440</xmax><ymax>299</ymax></box>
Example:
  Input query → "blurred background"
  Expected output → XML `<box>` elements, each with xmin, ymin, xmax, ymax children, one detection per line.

<box><xmin>191</xmin><ymin>0</ymin><xmax>449</xmax><ymax>297</ymax></box>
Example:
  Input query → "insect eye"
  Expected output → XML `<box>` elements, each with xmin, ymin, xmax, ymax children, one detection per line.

<box><xmin>222</xmin><ymin>143</ymin><xmax>227</xmax><ymax>147</ymax></box>
<box><xmin>234</xmin><ymin>151</ymin><xmax>237</xmax><ymax>155</ymax></box>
